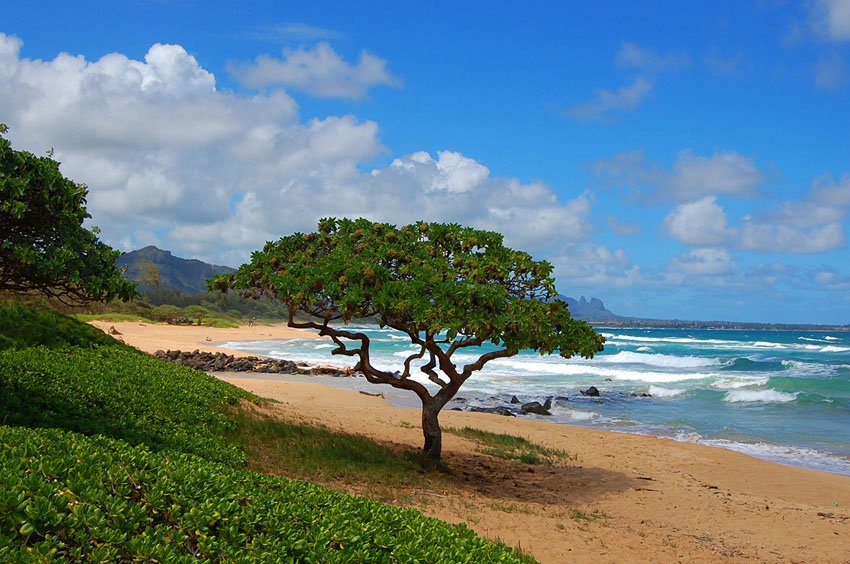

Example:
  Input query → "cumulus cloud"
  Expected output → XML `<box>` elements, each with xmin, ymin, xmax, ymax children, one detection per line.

<box><xmin>811</xmin><ymin>0</ymin><xmax>850</xmax><ymax>41</ymax></box>
<box><xmin>566</xmin><ymin>77</ymin><xmax>653</xmax><ymax>119</ymax></box>
<box><xmin>667</xmin><ymin>248</ymin><xmax>735</xmax><ymax>277</ymax></box>
<box><xmin>230</xmin><ymin>42</ymin><xmax>400</xmax><ymax>99</ymax></box>
<box><xmin>736</xmin><ymin>172</ymin><xmax>850</xmax><ymax>254</ymax></box>
<box><xmin>812</xmin><ymin>172</ymin><xmax>850</xmax><ymax>205</ymax></box>
<box><xmin>551</xmin><ymin>244</ymin><xmax>644</xmax><ymax>289</ymax></box>
<box><xmin>616</xmin><ymin>42</ymin><xmax>690</xmax><ymax>72</ymax></box>
<box><xmin>594</xmin><ymin>149</ymin><xmax>764</xmax><ymax>202</ymax></box>
<box><xmin>0</xmin><ymin>33</ymin><xmax>591</xmax><ymax>265</ymax></box>
<box><xmin>662</xmin><ymin>196</ymin><xmax>730</xmax><ymax>246</ymax></box>
<box><xmin>739</xmin><ymin>221</ymin><xmax>845</xmax><ymax>253</ymax></box>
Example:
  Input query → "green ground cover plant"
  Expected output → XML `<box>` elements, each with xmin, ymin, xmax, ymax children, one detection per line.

<box><xmin>0</xmin><ymin>426</ymin><xmax>532</xmax><ymax>563</ymax></box>
<box><xmin>0</xmin><ymin>302</ymin><xmax>119</xmax><ymax>350</ymax></box>
<box><xmin>0</xmin><ymin>303</ymin><xmax>535</xmax><ymax>561</ymax></box>
<box><xmin>0</xmin><ymin>346</ymin><xmax>252</xmax><ymax>465</ymax></box>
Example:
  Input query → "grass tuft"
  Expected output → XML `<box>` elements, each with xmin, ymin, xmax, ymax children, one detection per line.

<box><xmin>445</xmin><ymin>426</ymin><xmax>568</xmax><ymax>465</ymax></box>
<box><xmin>231</xmin><ymin>409</ymin><xmax>448</xmax><ymax>488</ymax></box>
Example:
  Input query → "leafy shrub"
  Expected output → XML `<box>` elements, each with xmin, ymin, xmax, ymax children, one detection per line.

<box><xmin>0</xmin><ymin>346</ymin><xmax>253</xmax><ymax>465</ymax></box>
<box><xmin>0</xmin><ymin>302</ymin><xmax>119</xmax><ymax>350</ymax></box>
<box><xmin>0</xmin><ymin>426</ymin><xmax>530</xmax><ymax>562</ymax></box>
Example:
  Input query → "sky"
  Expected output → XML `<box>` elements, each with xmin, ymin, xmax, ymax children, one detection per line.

<box><xmin>2</xmin><ymin>1</ymin><xmax>850</xmax><ymax>324</ymax></box>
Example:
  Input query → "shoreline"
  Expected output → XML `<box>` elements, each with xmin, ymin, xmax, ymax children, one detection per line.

<box><xmin>220</xmin><ymin>372</ymin><xmax>850</xmax><ymax>563</ymax></box>
<box><xmin>89</xmin><ymin>320</ymin><xmax>850</xmax><ymax>562</ymax></box>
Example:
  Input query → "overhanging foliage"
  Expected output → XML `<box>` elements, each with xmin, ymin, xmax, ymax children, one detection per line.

<box><xmin>0</xmin><ymin>126</ymin><xmax>135</xmax><ymax>304</ymax></box>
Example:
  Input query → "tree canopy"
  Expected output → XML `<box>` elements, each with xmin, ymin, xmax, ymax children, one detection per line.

<box><xmin>0</xmin><ymin>125</ymin><xmax>135</xmax><ymax>304</ymax></box>
<box><xmin>213</xmin><ymin>217</ymin><xmax>604</xmax><ymax>459</ymax></box>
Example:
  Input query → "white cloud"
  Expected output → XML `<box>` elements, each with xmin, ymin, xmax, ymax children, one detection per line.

<box><xmin>704</xmin><ymin>52</ymin><xmax>746</xmax><ymax>77</ymax></box>
<box><xmin>390</xmin><ymin>151</ymin><xmax>490</xmax><ymax>194</ymax></box>
<box><xmin>230</xmin><ymin>42</ymin><xmax>400</xmax><ymax>99</ymax></box>
<box><xmin>662</xmin><ymin>196</ymin><xmax>730</xmax><ymax>246</ymax></box>
<box><xmin>813</xmin><ymin>266</ymin><xmax>850</xmax><ymax>290</ymax></box>
<box><xmin>739</xmin><ymin>220</ymin><xmax>845</xmax><ymax>253</ymax></box>
<box><xmin>813</xmin><ymin>53</ymin><xmax>848</xmax><ymax>90</ymax></box>
<box><xmin>253</xmin><ymin>22</ymin><xmax>342</xmax><ymax>42</ymax></box>
<box><xmin>607</xmin><ymin>215</ymin><xmax>641</xmax><ymax>236</ymax></box>
<box><xmin>566</xmin><ymin>77</ymin><xmax>653</xmax><ymax>119</ymax></box>
<box><xmin>736</xmin><ymin>171</ymin><xmax>850</xmax><ymax>253</ymax></box>
<box><xmin>811</xmin><ymin>0</ymin><xmax>850</xmax><ymax>41</ymax></box>
<box><xmin>616</xmin><ymin>42</ymin><xmax>690</xmax><ymax>72</ymax></box>
<box><xmin>667</xmin><ymin>248</ymin><xmax>735</xmax><ymax>276</ymax></box>
<box><xmin>594</xmin><ymin>149</ymin><xmax>763</xmax><ymax>202</ymax></box>
<box><xmin>812</xmin><ymin>173</ymin><xmax>850</xmax><ymax>205</ymax></box>
<box><xmin>551</xmin><ymin>244</ymin><xmax>644</xmax><ymax>289</ymax></box>
<box><xmin>0</xmin><ymin>34</ymin><xmax>591</xmax><ymax>265</ymax></box>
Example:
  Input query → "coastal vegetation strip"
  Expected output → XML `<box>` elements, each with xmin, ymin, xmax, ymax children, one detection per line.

<box><xmin>0</xmin><ymin>303</ymin><xmax>533</xmax><ymax>562</ymax></box>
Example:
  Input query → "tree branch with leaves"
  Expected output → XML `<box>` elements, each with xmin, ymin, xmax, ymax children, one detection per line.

<box><xmin>211</xmin><ymin>217</ymin><xmax>604</xmax><ymax>459</ymax></box>
<box><xmin>0</xmin><ymin>125</ymin><xmax>135</xmax><ymax>304</ymax></box>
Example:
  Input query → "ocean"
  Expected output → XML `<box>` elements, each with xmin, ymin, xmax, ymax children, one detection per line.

<box><xmin>223</xmin><ymin>326</ymin><xmax>850</xmax><ymax>476</ymax></box>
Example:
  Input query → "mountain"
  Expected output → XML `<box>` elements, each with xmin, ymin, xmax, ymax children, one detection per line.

<box><xmin>555</xmin><ymin>295</ymin><xmax>624</xmax><ymax>322</ymax></box>
<box><xmin>117</xmin><ymin>246</ymin><xmax>234</xmax><ymax>294</ymax></box>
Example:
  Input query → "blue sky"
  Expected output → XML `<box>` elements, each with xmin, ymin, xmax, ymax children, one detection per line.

<box><xmin>3</xmin><ymin>1</ymin><xmax>849</xmax><ymax>324</ymax></box>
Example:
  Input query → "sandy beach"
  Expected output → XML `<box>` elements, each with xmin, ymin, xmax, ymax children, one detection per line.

<box><xmin>92</xmin><ymin>321</ymin><xmax>850</xmax><ymax>563</ymax></box>
<box><xmin>88</xmin><ymin>320</ymin><xmax>317</xmax><ymax>357</ymax></box>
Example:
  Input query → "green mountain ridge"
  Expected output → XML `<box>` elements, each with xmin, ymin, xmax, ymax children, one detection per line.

<box><xmin>117</xmin><ymin>246</ymin><xmax>234</xmax><ymax>294</ymax></box>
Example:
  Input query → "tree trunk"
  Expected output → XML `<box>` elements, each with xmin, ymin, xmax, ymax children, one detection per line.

<box><xmin>421</xmin><ymin>399</ymin><xmax>443</xmax><ymax>460</ymax></box>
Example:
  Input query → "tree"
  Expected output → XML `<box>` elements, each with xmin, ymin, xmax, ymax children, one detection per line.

<box><xmin>212</xmin><ymin>218</ymin><xmax>604</xmax><ymax>460</ymax></box>
<box><xmin>0</xmin><ymin>125</ymin><xmax>135</xmax><ymax>304</ymax></box>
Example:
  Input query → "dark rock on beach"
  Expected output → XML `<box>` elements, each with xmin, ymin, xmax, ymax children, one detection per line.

<box><xmin>521</xmin><ymin>401</ymin><xmax>551</xmax><ymax>416</ymax></box>
<box><xmin>581</xmin><ymin>386</ymin><xmax>600</xmax><ymax>397</ymax></box>
<box><xmin>152</xmin><ymin>349</ymin><xmax>356</xmax><ymax>377</ymax></box>
<box><xmin>462</xmin><ymin>405</ymin><xmax>517</xmax><ymax>417</ymax></box>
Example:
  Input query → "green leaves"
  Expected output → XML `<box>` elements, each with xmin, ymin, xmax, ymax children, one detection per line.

<box><xmin>215</xmin><ymin>217</ymin><xmax>604</xmax><ymax>360</ymax></box>
<box><xmin>0</xmin><ymin>426</ymin><xmax>530</xmax><ymax>562</ymax></box>
<box><xmin>0</xmin><ymin>129</ymin><xmax>136</xmax><ymax>304</ymax></box>
<box><xmin>0</xmin><ymin>307</ymin><xmax>254</xmax><ymax>465</ymax></box>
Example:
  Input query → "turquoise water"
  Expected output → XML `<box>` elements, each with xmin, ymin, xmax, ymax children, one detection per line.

<box><xmin>224</xmin><ymin>327</ymin><xmax>850</xmax><ymax>475</ymax></box>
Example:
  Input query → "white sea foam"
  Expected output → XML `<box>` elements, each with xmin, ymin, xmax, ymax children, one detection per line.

<box><xmin>487</xmin><ymin>358</ymin><xmax>715</xmax><ymax>383</ymax></box>
<box><xmin>636</xmin><ymin>346</ymin><xmax>653</xmax><ymax>352</ymax></box>
<box><xmin>700</xmin><ymin>440</ymin><xmax>850</xmax><ymax>475</ymax></box>
<box><xmin>824</xmin><ymin>336</ymin><xmax>839</xmax><ymax>341</ymax></box>
<box><xmin>549</xmin><ymin>406</ymin><xmax>597</xmax><ymax>421</ymax></box>
<box><xmin>821</xmin><ymin>345</ymin><xmax>850</xmax><ymax>352</ymax></box>
<box><xmin>314</xmin><ymin>343</ymin><xmax>334</xmax><ymax>349</ymax></box>
<box><xmin>648</xmin><ymin>385</ymin><xmax>685</xmax><ymax>397</ymax></box>
<box><xmin>712</xmin><ymin>376</ymin><xmax>770</xmax><ymax>390</ymax></box>
<box><xmin>599</xmin><ymin>351</ymin><xmax>719</xmax><ymax>369</ymax></box>
<box><xmin>602</xmin><ymin>334</ymin><xmax>740</xmax><ymax>347</ymax></box>
<box><xmin>724</xmin><ymin>389</ymin><xmax>798</xmax><ymax>403</ymax></box>
<box><xmin>386</xmin><ymin>334</ymin><xmax>409</xmax><ymax>341</ymax></box>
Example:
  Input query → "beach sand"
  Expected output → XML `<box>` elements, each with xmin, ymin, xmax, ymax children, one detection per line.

<box><xmin>92</xmin><ymin>321</ymin><xmax>850</xmax><ymax>563</ymax></box>
<box><xmin>88</xmin><ymin>320</ymin><xmax>317</xmax><ymax>357</ymax></box>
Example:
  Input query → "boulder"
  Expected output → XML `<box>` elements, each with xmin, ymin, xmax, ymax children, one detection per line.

<box><xmin>466</xmin><ymin>406</ymin><xmax>517</xmax><ymax>417</ymax></box>
<box><xmin>521</xmin><ymin>401</ymin><xmax>551</xmax><ymax>416</ymax></box>
<box><xmin>581</xmin><ymin>386</ymin><xmax>600</xmax><ymax>397</ymax></box>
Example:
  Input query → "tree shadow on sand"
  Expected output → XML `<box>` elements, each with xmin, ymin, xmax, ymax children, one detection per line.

<box><xmin>440</xmin><ymin>448</ymin><xmax>636</xmax><ymax>506</ymax></box>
